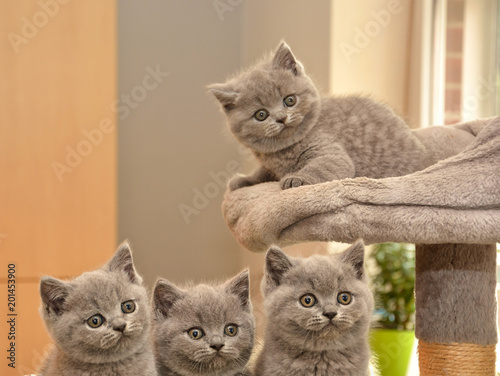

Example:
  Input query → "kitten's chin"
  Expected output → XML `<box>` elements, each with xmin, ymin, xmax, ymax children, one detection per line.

<box><xmin>291</xmin><ymin>322</ymin><xmax>357</xmax><ymax>351</ymax></box>
<box><xmin>195</xmin><ymin>355</ymin><xmax>240</xmax><ymax>375</ymax></box>
<box><xmin>314</xmin><ymin>323</ymin><xmax>341</xmax><ymax>340</ymax></box>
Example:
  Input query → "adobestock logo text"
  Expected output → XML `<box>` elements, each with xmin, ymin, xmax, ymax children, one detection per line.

<box><xmin>8</xmin><ymin>0</ymin><xmax>72</xmax><ymax>54</ymax></box>
<box><xmin>52</xmin><ymin>65</ymin><xmax>169</xmax><ymax>182</ymax></box>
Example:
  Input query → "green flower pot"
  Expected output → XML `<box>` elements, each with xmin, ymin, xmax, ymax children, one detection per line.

<box><xmin>370</xmin><ymin>329</ymin><xmax>415</xmax><ymax>376</ymax></box>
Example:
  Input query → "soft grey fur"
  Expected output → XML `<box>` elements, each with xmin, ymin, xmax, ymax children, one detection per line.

<box><xmin>152</xmin><ymin>270</ymin><xmax>255</xmax><ymax>376</ymax></box>
<box><xmin>38</xmin><ymin>242</ymin><xmax>157</xmax><ymax>376</ymax></box>
<box><xmin>415</xmin><ymin>243</ymin><xmax>497</xmax><ymax>346</ymax></box>
<box><xmin>221</xmin><ymin>116</ymin><xmax>500</xmax><ymax>251</ymax></box>
<box><xmin>209</xmin><ymin>42</ymin><xmax>482</xmax><ymax>191</ymax></box>
<box><xmin>255</xmin><ymin>241</ymin><xmax>373</xmax><ymax>376</ymax></box>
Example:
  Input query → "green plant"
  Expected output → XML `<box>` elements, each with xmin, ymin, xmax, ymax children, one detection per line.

<box><xmin>370</xmin><ymin>242</ymin><xmax>415</xmax><ymax>331</ymax></box>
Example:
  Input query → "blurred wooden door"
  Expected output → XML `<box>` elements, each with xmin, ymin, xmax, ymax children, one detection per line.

<box><xmin>0</xmin><ymin>1</ymin><xmax>117</xmax><ymax>375</ymax></box>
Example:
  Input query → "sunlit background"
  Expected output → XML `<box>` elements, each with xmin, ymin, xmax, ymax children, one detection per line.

<box><xmin>1</xmin><ymin>1</ymin><xmax>498</xmax><ymax>375</ymax></box>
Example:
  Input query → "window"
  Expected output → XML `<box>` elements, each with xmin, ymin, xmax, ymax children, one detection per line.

<box><xmin>408</xmin><ymin>0</ymin><xmax>498</xmax><ymax>128</ymax></box>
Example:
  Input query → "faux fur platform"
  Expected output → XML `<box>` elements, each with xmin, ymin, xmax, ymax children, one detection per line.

<box><xmin>222</xmin><ymin>117</ymin><xmax>500</xmax><ymax>252</ymax></box>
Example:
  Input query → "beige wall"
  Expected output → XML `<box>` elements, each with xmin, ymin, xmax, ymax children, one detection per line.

<box><xmin>331</xmin><ymin>0</ymin><xmax>413</xmax><ymax>117</ymax></box>
<box><xmin>243</xmin><ymin>1</ymin><xmax>333</xmax><ymax>91</ymax></box>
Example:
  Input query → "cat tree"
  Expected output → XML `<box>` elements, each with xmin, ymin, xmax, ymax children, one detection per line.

<box><xmin>222</xmin><ymin>117</ymin><xmax>500</xmax><ymax>375</ymax></box>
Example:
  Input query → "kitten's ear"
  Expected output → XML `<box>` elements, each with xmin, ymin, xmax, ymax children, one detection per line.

<box><xmin>272</xmin><ymin>42</ymin><xmax>304</xmax><ymax>76</ymax></box>
<box><xmin>340</xmin><ymin>240</ymin><xmax>366</xmax><ymax>280</ymax></box>
<box><xmin>106</xmin><ymin>241</ymin><xmax>142</xmax><ymax>285</ymax></box>
<box><xmin>40</xmin><ymin>276</ymin><xmax>72</xmax><ymax>316</ymax></box>
<box><xmin>226</xmin><ymin>269</ymin><xmax>251</xmax><ymax>310</ymax></box>
<box><xmin>153</xmin><ymin>279</ymin><xmax>184</xmax><ymax>319</ymax></box>
<box><xmin>208</xmin><ymin>83</ymin><xmax>239</xmax><ymax>112</ymax></box>
<box><xmin>265</xmin><ymin>246</ymin><xmax>293</xmax><ymax>293</ymax></box>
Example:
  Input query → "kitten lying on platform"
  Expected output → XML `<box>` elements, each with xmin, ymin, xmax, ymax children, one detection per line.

<box><xmin>255</xmin><ymin>241</ymin><xmax>374</xmax><ymax>376</ymax></box>
<box><xmin>209</xmin><ymin>42</ymin><xmax>482</xmax><ymax>190</ymax></box>
<box><xmin>152</xmin><ymin>270</ymin><xmax>255</xmax><ymax>376</ymax></box>
<box><xmin>38</xmin><ymin>242</ymin><xmax>157</xmax><ymax>376</ymax></box>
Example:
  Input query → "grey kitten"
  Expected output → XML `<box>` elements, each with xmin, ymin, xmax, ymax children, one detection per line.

<box><xmin>38</xmin><ymin>242</ymin><xmax>157</xmax><ymax>376</ymax></box>
<box><xmin>152</xmin><ymin>270</ymin><xmax>255</xmax><ymax>376</ymax></box>
<box><xmin>209</xmin><ymin>42</ymin><xmax>473</xmax><ymax>190</ymax></box>
<box><xmin>255</xmin><ymin>240</ymin><xmax>374</xmax><ymax>376</ymax></box>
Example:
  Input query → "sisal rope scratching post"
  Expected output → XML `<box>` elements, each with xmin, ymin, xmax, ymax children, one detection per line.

<box><xmin>418</xmin><ymin>342</ymin><xmax>496</xmax><ymax>375</ymax></box>
<box><xmin>418</xmin><ymin>340</ymin><xmax>496</xmax><ymax>376</ymax></box>
<box><xmin>221</xmin><ymin>117</ymin><xmax>500</xmax><ymax>374</ymax></box>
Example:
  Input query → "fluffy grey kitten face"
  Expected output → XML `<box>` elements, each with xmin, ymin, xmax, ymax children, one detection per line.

<box><xmin>264</xmin><ymin>241</ymin><xmax>373</xmax><ymax>352</ymax></box>
<box><xmin>40</xmin><ymin>243</ymin><xmax>151</xmax><ymax>365</ymax></box>
<box><xmin>153</xmin><ymin>270</ymin><xmax>255</xmax><ymax>376</ymax></box>
<box><xmin>209</xmin><ymin>42</ymin><xmax>320</xmax><ymax>153</ymax></box>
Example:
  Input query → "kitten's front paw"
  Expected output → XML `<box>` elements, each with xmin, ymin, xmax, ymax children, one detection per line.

<box><xmin>229</xmin><ymin>175</ymin><xmax>254</xmax><ymax>191</ymax></box>
<box><xmin>280</xmin><ymin>176</ymin><xmax>307</xmax><ymax>189</ymax></box>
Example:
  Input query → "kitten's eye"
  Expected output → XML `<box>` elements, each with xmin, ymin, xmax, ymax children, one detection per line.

<box><xmin>87</xmin><ymin>314</ymin><xmax>105</xmax><ymax>328</ymax></box>
<box><xmin>299</xmin><ymin>294</ymin><xmax>317</xmax><ymax>308</ymax></box>
<box><xmin>254</xmin><ymin>109</ymin><xmax>269</xmax><ymax>121</ymax></box>
<box><xmin>337</xmin><ymin>292</ymin><xmax>352</xmax><ymax>305</ymax></box>
<box><xmin>284</xmin><ymin>95</ymin><xmax>297</xmax><ymax>107</ymax></box>
<box><xmin>224</xmin><ymin>324</ymin><xmax>238</xmax><ymax>337</ymax></box>
<box><xmin>188</xmin><ymin>327</ymin><xmax>204</xmax><ymax>340</ymax></box>
<box><xmin>121</xmin><ymin>300</ymin><xmax>136</xmax><ymax>313</ymax></box>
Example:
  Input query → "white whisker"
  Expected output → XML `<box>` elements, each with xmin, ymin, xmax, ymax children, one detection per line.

<box><xmin>100</xmin><ymin>332</ymin><xmax>120</xmax><ymax>348</ymax></box>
